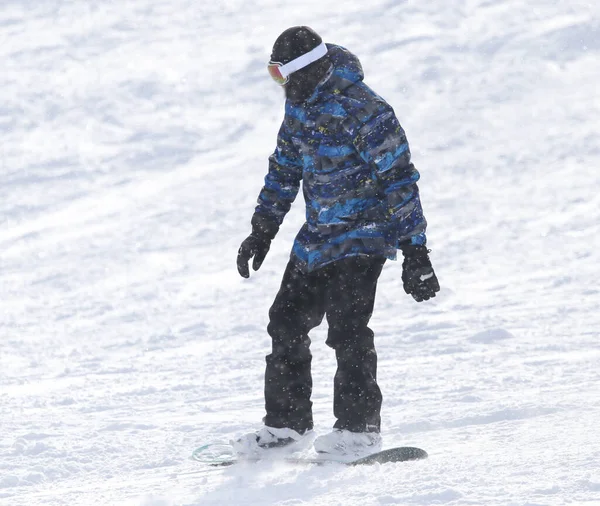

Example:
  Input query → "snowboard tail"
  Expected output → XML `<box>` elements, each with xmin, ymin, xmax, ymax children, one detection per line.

<box><xmin>349</xmin><ymin>446</ymin><xmax>428</xmax><ymax>465</ymax></box>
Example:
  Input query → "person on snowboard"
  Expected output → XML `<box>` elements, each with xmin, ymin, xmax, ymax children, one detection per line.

<box><xmin>235</xmin><ymin>26</ymin><xmax>440</xmax><ymax>459</ymax></box>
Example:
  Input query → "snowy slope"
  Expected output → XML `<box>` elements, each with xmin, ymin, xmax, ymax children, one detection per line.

<box><xmin>1</xmin><ymin>0</ymin><xmax>599</xmax><ymax>505</ymax></box>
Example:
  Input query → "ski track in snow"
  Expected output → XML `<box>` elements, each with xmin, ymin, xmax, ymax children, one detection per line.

<box><xmin>1</xmin><ymin>0</ymin><xmax>599</xmax><ymax>505</ymax></box>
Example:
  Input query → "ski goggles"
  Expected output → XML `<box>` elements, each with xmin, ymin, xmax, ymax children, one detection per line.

<box><xmin>267</xmin><ymin>42</ymin><xmax>328</xmax><ymax>85</ymax></box>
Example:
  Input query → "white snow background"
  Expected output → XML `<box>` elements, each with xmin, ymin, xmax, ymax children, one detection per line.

<box><xmin>1</xmin><ymin>0</ymin><xmax>599</xmax><ymax>505</ymax></box>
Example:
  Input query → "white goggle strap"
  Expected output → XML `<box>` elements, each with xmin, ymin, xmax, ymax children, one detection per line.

<box><xmin>278</xmin><ymin>42</ymin><xmax>328</xmax><ymax>79</ymax></box>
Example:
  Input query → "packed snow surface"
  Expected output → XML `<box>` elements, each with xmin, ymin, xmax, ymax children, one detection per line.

<box><xmin>1</xmin><ymin>1</ymin><xmax>599</xmax><ymax>505</ymax></box>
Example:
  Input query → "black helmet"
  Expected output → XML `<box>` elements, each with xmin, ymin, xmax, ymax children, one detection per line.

<box><xmin>270</xmin><ymin>26</ymin><xmax>331</xmax><ymax>103</ymax></box>
<box><xmin>271</xmin><ymin>26</ymin><xmax>323</xmax><ymax>64</ymax></box>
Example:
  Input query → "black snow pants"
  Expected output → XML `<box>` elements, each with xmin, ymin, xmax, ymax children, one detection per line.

<box><xmin>264</xmin><ymin>255</ymin><xmax>385</xmax><ymax>434</ymax></box>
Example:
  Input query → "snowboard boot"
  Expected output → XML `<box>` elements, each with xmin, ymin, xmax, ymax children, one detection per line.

<box><xmin>314</xmin><ymin>429</ymin><xmax>382</xmax><ymax>460</ymax></box>
<box><xmin>231</xmin><ymin>426</ymin><xmax>314</xmax><ymax>456</ymax></box>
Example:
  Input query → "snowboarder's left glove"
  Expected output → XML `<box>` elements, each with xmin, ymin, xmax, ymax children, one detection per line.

<box><xmin>401</xmin><ymin>244</ymin><xmax>440</xmax><ymax>302</ymax></box>
<box><xmin>237</xmin><ymin>233</ymin><xmax>271</xmax><ymax>278</ymax></box>
<box><xmin>237</xmin><ymin>214</ymin><xmax>279</xmax><ymax>278</ymax></box>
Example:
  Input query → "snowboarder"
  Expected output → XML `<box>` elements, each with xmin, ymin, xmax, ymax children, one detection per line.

<box><xmin>235</xmin><ymin>26</ymin><xmax>440</xmax><ymax>459</ymax></box>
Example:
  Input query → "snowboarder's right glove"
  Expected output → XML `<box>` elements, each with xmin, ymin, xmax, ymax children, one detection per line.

<box><xmin>400</xmin><ymin>244</ymin><xmax>440</xmax><ymax>302</ymax></box>
<box><xmin>236</xmin><ymin>214</ymin><xmax>278</xmax><ymax>279</ymax></box>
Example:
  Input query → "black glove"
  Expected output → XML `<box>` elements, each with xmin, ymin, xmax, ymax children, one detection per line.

<box><xmin>237</xmin><ymin>233</ymin><xmax>271</xmax><ymax>278</ymax></box>
<box><xmin>401</xmin><ymin>244</ymin><xmax>440</xmax><ymax>302</ymax></box>
<box><xmin>237</xmin><ymin>214</ymin><xmax>279</xmax><ymax>278</ymax></box>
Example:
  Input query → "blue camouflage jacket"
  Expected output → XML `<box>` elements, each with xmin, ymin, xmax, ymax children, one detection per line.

<box><xmin>255</xmin><ymin>44</ymin><xmax>427</xmax><ymax>272</ymax></box>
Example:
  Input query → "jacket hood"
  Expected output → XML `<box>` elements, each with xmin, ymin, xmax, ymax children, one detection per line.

<box><xmin>304</xmin><ymin>44</ymin><xmax>364</xmax><ymax>103</ymax></box>
<box><xmin>327</xmin><ymin>44</ymin><xmax>364</xmax><ymax>89</ymax></box>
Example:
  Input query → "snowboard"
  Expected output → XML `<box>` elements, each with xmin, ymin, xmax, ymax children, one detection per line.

<box><xmin>191</xmin><ymin>443</ymin><xmax>427</xmax><ymax>467</ymax></box>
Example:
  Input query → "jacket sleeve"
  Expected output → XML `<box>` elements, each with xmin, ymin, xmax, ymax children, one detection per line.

<box><xmin>349</xmin><ymin>104</ymin><xmax>427</xmax><ymax>248</ymax></box>
<box><xmin>253</xmin><ymin>120</ymin><xmax>303</xmax><ymax>237</ymax></box>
